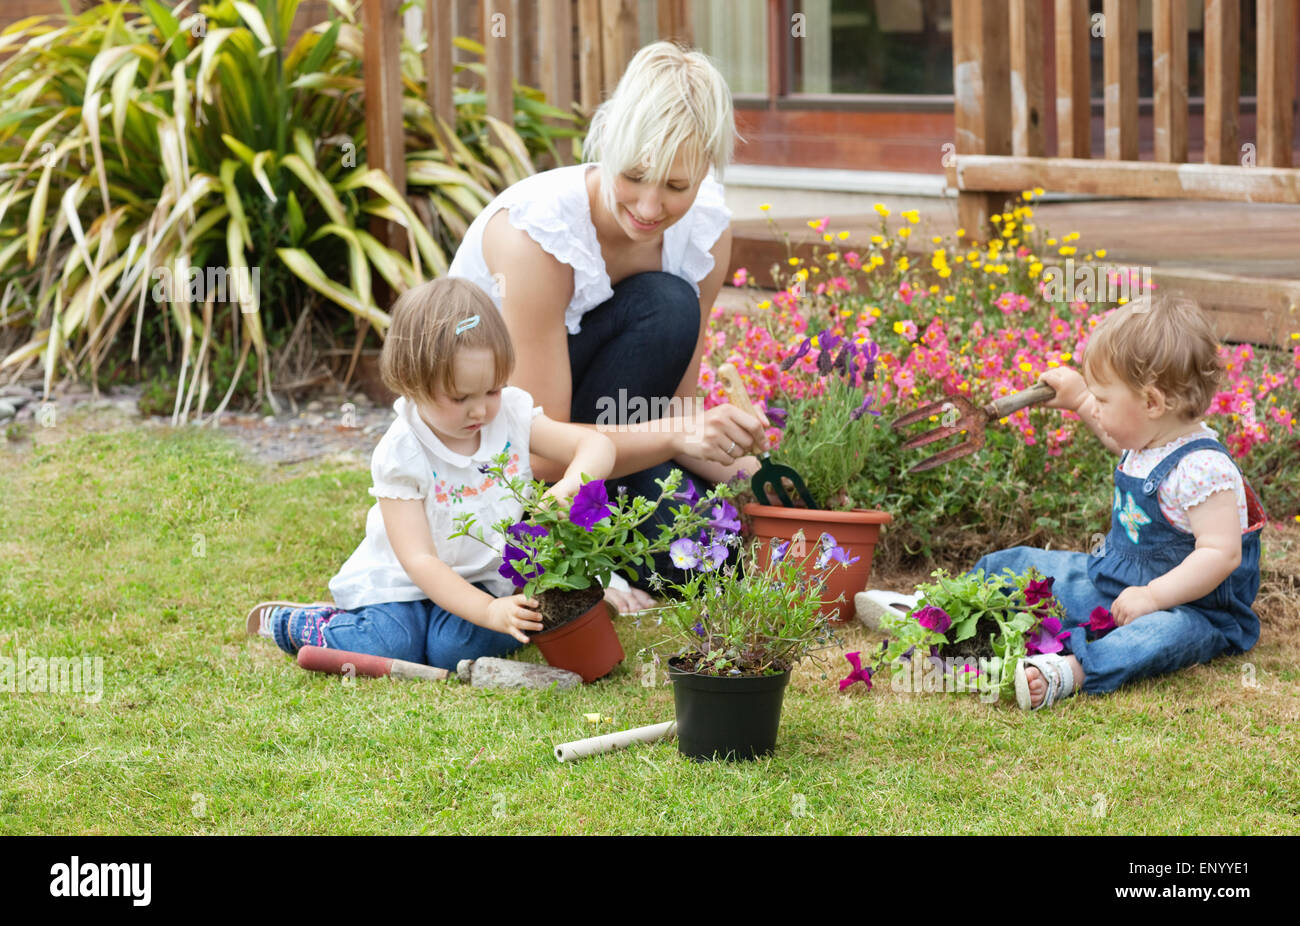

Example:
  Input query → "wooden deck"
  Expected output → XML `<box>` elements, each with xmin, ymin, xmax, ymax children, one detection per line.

<box><xmin>727</xmin><ymin>197</ymin><xmax>1300</xmax><ymax>344</ymax></box>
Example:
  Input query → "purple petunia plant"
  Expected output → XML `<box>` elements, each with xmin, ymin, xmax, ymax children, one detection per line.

<box><xmin>859</xmin><ymin>566</ymin><xmax>1070</xmax><ymax>703</ymax></box>
<box><xmin>657</xmin><ymin>531</ymin><xmax>849</xmax><ymax>677</ymax></box>
<box><xmin>451</xmin><ymin>454</ymin><xmax>739</xmax><ymax>598</ymax></box>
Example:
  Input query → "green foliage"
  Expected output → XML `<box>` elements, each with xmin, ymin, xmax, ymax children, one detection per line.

<box><xmin>876</xmin><ymin>567</ymin><xmax>1065</xmax><ymax>701</ymax></box>
<box><xmin>0</xmin><ymin>0</ymin><xmax>580</xmax><ymax>416</ymax></box>
<box><xmin>451</xmin><ymin>457</ymin><xmax>734</xmax><ymax>597</ymax></box>
<box><xmin>657</xmin><ymin>537</ymin><xmax>843</xmax><ymax>676</ymax></box>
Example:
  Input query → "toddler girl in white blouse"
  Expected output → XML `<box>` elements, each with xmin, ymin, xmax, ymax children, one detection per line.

<box><xmin>246</xmin><ymin>277</ymin><xmax>615</xmax><ymax>668</ymax></box>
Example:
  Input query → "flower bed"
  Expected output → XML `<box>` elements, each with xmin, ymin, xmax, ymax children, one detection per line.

<box><xmin>706</xmin><ymin>197</ymin><xmax>1300</xmax><ymax>564</ymax></box>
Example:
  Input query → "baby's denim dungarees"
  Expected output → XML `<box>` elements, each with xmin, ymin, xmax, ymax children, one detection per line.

<box><xmin>970</xmin><ymin>437</ymin><xmax>1263</xmax><ymax>694</ymax></box>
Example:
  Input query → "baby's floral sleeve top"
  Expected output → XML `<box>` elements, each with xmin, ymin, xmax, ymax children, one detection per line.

<box><xmin>328</xmin><ymin>387</ymin><xmax>542</xmax><ymax>611</ymax></box>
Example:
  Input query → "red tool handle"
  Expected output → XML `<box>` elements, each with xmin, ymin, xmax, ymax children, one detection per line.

<box><xmin>297</xmin><ymin>646</ymin><xmax>448</xmax><ymax>681</ymax></box>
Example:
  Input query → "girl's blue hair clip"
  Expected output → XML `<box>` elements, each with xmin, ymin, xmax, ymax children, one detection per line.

<box><xmin>455</xmin><ymin>315</ymin><xmax>480</xmax><ymax>335</ymax></box>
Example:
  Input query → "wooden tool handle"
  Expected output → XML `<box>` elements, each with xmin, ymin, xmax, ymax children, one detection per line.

<box><xmin>717</xmin><ymin>363</ymin><xmax>770</xmax><ymax>450</ymax></box>
<box><xmin>985</xmin><ymin>382</ymin><xmax>1056</xmax><ymax>418</ymax></box>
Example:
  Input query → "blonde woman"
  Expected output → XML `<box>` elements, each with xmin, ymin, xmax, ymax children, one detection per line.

<box><xmin>448</xmin><ymin>41</ymin><xmax>766</xmax><ymax>607</ymax></box>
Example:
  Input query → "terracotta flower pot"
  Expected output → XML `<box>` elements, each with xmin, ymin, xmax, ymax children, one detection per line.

<box><xmin>530</xmin><ymin>599</ymin><xmax>625</xmax><ymax>683</ymax></box>
<box><xmin>743</xmin><ymin>504</ymin><xmax>892</xmax><ymax>623</ymax></box>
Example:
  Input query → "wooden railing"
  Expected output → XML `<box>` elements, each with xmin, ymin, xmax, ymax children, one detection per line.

<box><xmin>954</xmin><ymin>0</ymin><xmax>1300</xmax><ymax>339</ymax></box>
<box><xmin>362</xmin><ymin>0</ymin><xmax>694</xmax><ymax>203</ymax></box>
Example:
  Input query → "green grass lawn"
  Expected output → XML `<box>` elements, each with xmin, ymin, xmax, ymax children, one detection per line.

<box><xmin>1</xmin><ymin>415</ymin><xmax>1297</xmax><ymax>834</ymax></box>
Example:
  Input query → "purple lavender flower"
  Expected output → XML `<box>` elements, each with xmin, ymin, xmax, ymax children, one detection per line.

<box><xmin>780</xmin><ymin>338</ymin><xmax>813</xmax><ymax>372</ymax></box>
<box><xmin>914</xmin><ymin>605</ymin><xmax>952</xmax><ymax>635</ymax></box>
<box><xmin>771</xmin><ymin>539</ymin><xmax>791</xmax><ymax>563</ymax></box>
<box><xmin>692</xmin><ymin>621</ymin><xmax>705</xmax><ymax>637</ymax></box>
<box><xmin>702</xmin><ymin>542</ymin><xmax>729</xmax><ymax>572</ymax></box>
<box><xmin>569</xmin><ymin>479</ymin><xmax>614</xmax><ymax>530</ymax></box>
<box><xmin>850</xmin><ymin>392</ymin><xmax>882</xmax><ymax>421</ymax></box>
<box><xmin>767</xmin><ymin>407</ymin><xmax>787</xmax><ymax>430</ymax></box>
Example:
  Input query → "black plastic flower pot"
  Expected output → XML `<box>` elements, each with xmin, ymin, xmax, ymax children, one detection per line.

<box><xmin>668</xmin><ymin>657</ymin><xmax>791</xmax><ymax>762</ymax></box>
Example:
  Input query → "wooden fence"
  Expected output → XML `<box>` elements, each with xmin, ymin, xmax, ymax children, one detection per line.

<box><xmin>954</xmin><ymin>0</ymin><xmax>1300</xmax><ymax>341</ymax></box>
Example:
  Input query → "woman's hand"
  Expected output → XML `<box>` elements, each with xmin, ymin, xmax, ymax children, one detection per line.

<box><xmin>677</xmin><ymin>403</ymin><xmax>768</xmax><ymax>467</ymax></box>
<box><xmin>1110</xmin><ymin>585</ymin><xmax>1159</xmax><ymax>626</ymax></box>
<box><xmin>485</xmin><ymin>594</ymin><xmax>544</xmax><ymax>643</ymax></box>
<box><xmin>603</xmin><ymin>585</ymin><xmax>656</xmax><ymax>614</ymax></box>
<box><xmin>1038</xmin><ymin>367</ymin><xmax>1089</xmax><ymax>413</ymax></box>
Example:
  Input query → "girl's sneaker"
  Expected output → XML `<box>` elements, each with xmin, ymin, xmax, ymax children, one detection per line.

<box><xmin>855</xmin><ymin>590</ymin><xmax>920</xmax><ymax>630</ymax></box>
<box><xmin>245</xmin><ymin>601</ymin><xmax>334</xmax><ymax>638</ymax></box>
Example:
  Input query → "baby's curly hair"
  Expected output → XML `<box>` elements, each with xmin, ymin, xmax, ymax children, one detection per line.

<box><xmin>1082</xmin><ymin>294</ymin><xmax>1226</xmax><ymax>420</ymax></box>
<box><xmin>379</xmin><ymin>277</ymin><xmax>514</xmax><ymax>405</ymax></box>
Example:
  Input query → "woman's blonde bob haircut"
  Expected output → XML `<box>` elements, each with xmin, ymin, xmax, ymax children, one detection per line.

<box><xmin>583</xmin><ymin>41</ymin><xmax>737</xmax><ymax>216</ymax></box>
<box><xmin>379</xmin><ymin>277</ymin><xmax>514</xmax><ymax>406</ymax></box>
<box><xmin>1082</xmin><ymin>294</ymin><xmax>1226</xmax><ymax>420</ymax></box>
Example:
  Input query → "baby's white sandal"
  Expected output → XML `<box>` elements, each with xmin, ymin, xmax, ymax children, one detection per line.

<box><xmin>1015</xmin><ymin>653</ymin><xmax>1077</xmax><ymax>711</ymax></box>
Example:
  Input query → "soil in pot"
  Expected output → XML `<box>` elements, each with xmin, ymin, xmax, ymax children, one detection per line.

<box><xmin>936</xmin><ymin>616</ymin><xmax>1000</xmax><ymax>661</ymax></box>
<box><xmin>668</xmin><ymin>656</ymin><xmax>791</xmax><ymax>762</ymax></box>
<box><xmin>534</xmin><ymin>586</ymin><xmax>605</xmax><ymax>632</ymax></box>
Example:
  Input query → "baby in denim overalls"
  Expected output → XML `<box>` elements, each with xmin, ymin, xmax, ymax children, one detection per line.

<box><xmin>970</xmin><ymin>295</ymin><xmax>1265</xmax><ymax>710</ymax></box>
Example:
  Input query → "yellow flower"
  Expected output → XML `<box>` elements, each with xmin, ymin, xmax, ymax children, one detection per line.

<box><xmin>823</xmin><ymin>233</ymin><xmax>833</xmax><ymax>243</ymax></box>
<box><xmin>870</xmin><ymin>306</ymin><xmax>881</xmax><ymax>317</ymax></box>
<box><xmin>1019</xmin><ymin>362</ymin><xmax>1033</xmax><ymax>373</ymax></box>
<box><xmin>1095</xmin><ymin>248</ymin><xmax>1107</xmax><ymax>258</ymax></box>
<box><xmin>874</xmin><ymin>203</ymin><xmax>890</xmax><ymax>217</ymax></box>
<box><xmin>1008</xmin><ymin>238</ymin><xmax>1019</xmax><ymax>247</ymax></box>
<box><xmin>1046</xmin><ymin>238</ymin><xmax>1057</xmax><ymax>246</ymax></box>
<box><xmin>1064</xmin><ymin>231</ymin><xmax>1080</xmax><ymax>241</ymax></box>
<box><xmin>759</xmin><ymin>203</ymin><xmax>771</xmax><ymax>211</ymax></box>
<box><xmin>757</xmin><ymin>300</ymin><xmax>772</xmax><ymax>310</ymax></box>
<box><xmin>932</xmin><ymin>235</ymin><xmax>943</xmax><ymax>244</ymax></box>
<box><xmin>1058</xmin><ymin>246</ymin><xmax>1077</xmax><ymax>256</ymax></box>
<box><xmin>944</xmin><ymin>295</ymin><xmax>955</xmax><ymax>303</ymax></box>
<box><xmin>826</xmin><ymin>252</ymin><xmax>839</xmax><ymax>262</ymax></box>
<box><xmin>1021</xmin><ymin>190</ymin><xmax>1033</xmax><ymax>201</ymax></box>
<box><xmin>795</xmin><ymin>268</ymin><xmax>809</xmax><ymax>281</ymax></box>
<box><xmin>1060</xmin><ymin>352</ymin><xmax>1072</xmax><ymax>362</ymax></box>
<box><xmin>898</xmin><ymin>227</ymin><xmax>911</xmax><ymax>238</ymax></box>
<box><xmin>893</xmin><ymin>321</ymin><xmax>906</xmax><ymax>335</ymax></box>
<box><xmin>956</xmin><ymin>227</ymin><xmax>966</xmax><ymax>237</ymax></box>
<box><xmin>838</xmin><ymin>230</ymin><xmax>850</xmax><ymax>240</ymax></box>
<box><xmin>1117</xmin><ymin>296</ymin><xmax>1128</xmax><ymax>304</ymax></box>
<box><xmin>1023</xmin><ymin>224</ymin><xmax>1035</xmax><ymax>232</ymax></box>
<box><xmin>1029</xmin><ymin>261</ymin><xmax>1043</xmax><ymax>278</ymax></box>
<box><xmin>929</xmin><ymin>284</ymin><xmax>940</xmax><ymax>294</ymax></box>
<box><xmin>1291</xmin><ymin>333</ymin><xmax>1300</xmax><ymax>341</ymax></box>
<box><xmin>1047</xmin><ymin>360</ymin><xmax>1060</xmax><ymax>368</ymax></box>
<box><xmin>897</xmin><ymin>256</ymin><xmax>910</xmax><ymax>272</ymax></box>
<box><xmin>1033</xmin><ymin>186</ymin><xmax>1044</xmax><ymax>196</ymax></box>
<box><xmin>810</xmin><ymin>267</ymin><xmax>820</xmax><ymax>275</ymax></box>
<box><xmin>971</xmin><ymin>262</ymin><xmax>982</xmax><ymax>271</ymax></box>
<box><xmin>991</xmin><ymin>213</ymin><xmax>1003</xmax><ymax>223</ymax></box>
<box><xmin>902</xmin><ymin>209</ymin><xmax>920</xmax><ymax>224</ymax></box>
<box><xmin>871</xmin><ymin>234</ymin><xmax>884</xmax><ymax>245</ymax></box>
<box><xmin>788</xmin><ymin>257</ymin><xmax>801</xmax><ymax>265</ymax></box>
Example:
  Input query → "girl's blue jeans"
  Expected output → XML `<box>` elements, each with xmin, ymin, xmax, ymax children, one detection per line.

<box><xmin>968</xmin><ymin>547</ymin><xmax>1236</xmax><ymax>695</ymax></box>
<box><xmin>274</xmin><ymin>585</ymin><xmax>523</xmax><ymax>670</ymax></box>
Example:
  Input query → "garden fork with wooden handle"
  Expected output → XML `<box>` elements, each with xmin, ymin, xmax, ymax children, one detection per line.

<box><xmin>717</xmin><ymin>363</ymin><xmax>818</xmax><ymax>508</ymax></box>
<box><xmin>892</xmin><ymin>382</ymin><xmax>1056</xmax><ymax>473</ymax></box>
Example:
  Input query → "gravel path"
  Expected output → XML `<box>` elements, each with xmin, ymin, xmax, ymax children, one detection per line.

<box><xmin>0</xmin><ymin>379</ymin><xmax>393</xmax><ymax>467</ymax></box>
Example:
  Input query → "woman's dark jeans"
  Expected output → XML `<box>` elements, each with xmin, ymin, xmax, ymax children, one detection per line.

<box><xmin>567</xmin><ymin>271</ymin><xmax>710</xmax><ymax>589</ymax></box>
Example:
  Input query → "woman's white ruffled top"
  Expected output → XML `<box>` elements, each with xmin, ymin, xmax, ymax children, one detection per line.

<box><xmin>448</xmin><ymin>163</ymin><xmax>732</xmax><ymax>334</ymax></box>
